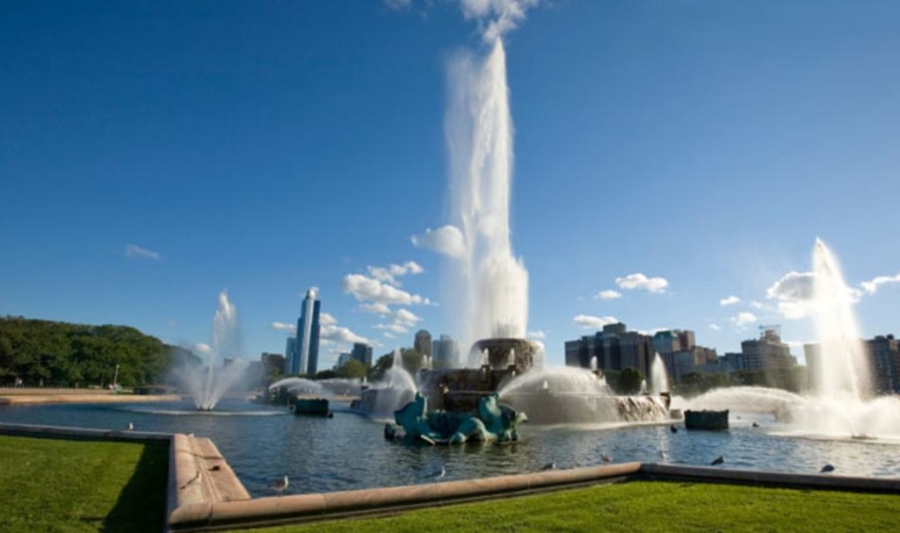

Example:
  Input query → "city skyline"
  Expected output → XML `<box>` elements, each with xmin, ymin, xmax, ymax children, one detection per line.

<box><xmin>2</xmin><ymin>2</ymin><xmax>899</xmax><ymax>368</ymax></box>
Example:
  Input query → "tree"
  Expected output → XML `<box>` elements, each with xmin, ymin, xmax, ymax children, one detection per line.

<box><xmin>338</xmin><ymin>359</ymin><xmax>367</xmax><ymax>380</ymax></box>
<box><xmin>617</xmin><ymin>367</ymin><xmax>644</xmax><ymax>395</ymax></box>
<box><xmin>369</xmin><ymin>353</ymin><xmax>393</xmax><ymax>382</ymax></box>
<box><xmin>401</xmin><ymin>348</ymin><xmax>422</xmax><ymax>373</ymax></box>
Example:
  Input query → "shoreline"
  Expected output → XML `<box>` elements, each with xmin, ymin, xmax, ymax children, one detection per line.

<box><xmin>0</xmin><ymin>391</ymin><xmax>182</xmax><ymax>406</ymax></box>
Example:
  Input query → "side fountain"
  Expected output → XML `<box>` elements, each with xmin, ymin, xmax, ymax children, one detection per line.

<box><xmin>350</xmin><ymin>349</ymin><xmax>417</xmax><ymax>419</ymax></box>
<box><xmin>679</xmin><ymin>239</ymin><xmax>900</xmax><ymax>439</ymax></box>
<box><xmin>173</xmin><ymin>290</ymin><xmax>249</xmax><ymax>411</ymax></box>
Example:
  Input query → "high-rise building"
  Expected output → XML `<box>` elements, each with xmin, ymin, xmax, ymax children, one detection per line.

<box><xmin>336</xmin><ymin>352</ymin><xmax>352</xmax><ymax>369</ymax></box>
<box><xmin>866</xmin><ymin>335</ymin><xmax>900</xmax><ymax>393</ymax></box>
<box><xmin>432</xmin><ymin>334</ymin><xmax>460</xmax><ymax>368</ymax></box>
<box><xmin>414</xmin><ymin>330</ymin><xmax>433</xmax><ymax>357</ymax></box>
<box><xmin>288</xmin><ymin>288</ymin><xmax>321</xmax><ymax>375</ymax></box>
<box><xmin>741</xmin><ymin>328</ymin><xmax>795</xmax><ymax>372</ymax></box>
<box><xmin>284</xmin><ymin>337</ymin><xmax>296</xmax><ymax>374</ymax></box>
<box><xmin>350</xmin><ymin>343</ymin><xmax>373</xmax><ymax>367</ymax></box>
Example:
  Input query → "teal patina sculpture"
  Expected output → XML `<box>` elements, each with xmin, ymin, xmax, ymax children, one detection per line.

<box><xmin>387</xmin><ymin>392</ymin><xmax>525</xmax><ymax>445</ymax></box>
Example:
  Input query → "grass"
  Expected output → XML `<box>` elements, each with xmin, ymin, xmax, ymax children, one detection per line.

<box><xmin>0</xmin><ymin>435</ymin><xmax>168</xmax><ymax>533</ymax></box>
<box><xmin>242</xmin><ymin>480</ymin><xmax>900</xmax><ymax>533</ymax></box>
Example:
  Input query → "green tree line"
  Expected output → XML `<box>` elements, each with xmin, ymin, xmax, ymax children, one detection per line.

<box><xmin>0</xmin><ymin>316</ymin><xmax>198</xmax><ymax>388</ymax></box>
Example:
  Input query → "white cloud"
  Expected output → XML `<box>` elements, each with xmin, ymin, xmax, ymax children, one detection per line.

<box><xmin>374</xmin><ymin>323</ymin><xmax>409</xmax><ymax>334</ymax></box>
<box><xmin>367</xmin><ymin>261</ymin><xmax>424</xmax><ymax>287</ymax></box>
<box><xmin>270</xmin><ymin>322</ymin><xmax>296</xmax><ymax>333</ymax></box>
<box><xmin>394</xmin><ymin>308</ymin><xmax>422</xmax><ymax>327</ymax></box>
<box><xmin>125</xmin><ymin>244</ymin><xmax>161</xmax><ymax>260</ymax></box>
<box><xmin>383</xmin><ymin>0</ymin><xmax>412</xmax><ymax>10</ymax></box>
<box><xmin>615</xmin><ymin>273</ymin><xmax>669</xmax><ymax>293</ymax></box>
<box><xmin>573</xmin><ymin>314</ymin><xmax>619</xmax><ymax>329</ymax></box>
<box><xmin>595</xmin><ymin>290</ymin><xmax>622</xmax><ymax>300</ymax></box>
<box><xmin>321</xmin><ymin>324</ymin><xmax>370</xmax><ymax>345</ymax></box>
<box><xmin>731</xmin><ymin>312</ymin><xmax>758</xmax><ymax>327</ymax></box>
<box><xmin>719</xmin><ymin>296</ymin><xmax>740</xmax><ymax>307</ymax></box>
<box><xmin>359</xmin><ymin>302</ymin><xmax>391</xmax><ymax>315</ymax></box>
<box><xmin>767</xmin><ymin>271</ymin><xmax>815</xmax><ymax>302</ymax></box>
<box><xmin>709</xmin><ymin>324</ymin><xmax>721</xmax><ymax>331</ymax></box>
<box><xmin>411</xmin><ymin>225</ymin><xmax>466</xmax><ymax>258</ymax></box>
<box><xmin>527</xmin><ymin>330</ymin><xmax>546</xmax><ymax>339</ymax></box>
<box><xmin>342</xmin><ymin>274</ymin><xmax>431</xmax><ymax>306</ymax></box>
<box><xmin>750</xmin><ymin>301</ymin><xmax>765</xmax><ymax>310</ymax></box>
<box><xmin>194</xmin><ymin>343</ymin><xmax>211</xmax><ymax>354</ymax></box>
<box><xmin>384</xmin><ymin>332</ymin><xmax>396</xmax><ymax>339</ymax></box>
<box><xmin>861</xmin><ymin>273</ymin><xmax>900</xmax><ymax>294</ymax></box>
<box><xmin>320</xmin><ymin>312</ymin><xmax>337</xmax><ymax>326</ymax></box>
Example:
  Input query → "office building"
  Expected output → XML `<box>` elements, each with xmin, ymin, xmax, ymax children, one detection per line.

<box><xmin>414</xmin><ymin>330</ymin><xmax>433</xmax><ymax>357</ymax></box>
<box><xmin>350</xmin><ymin>343</ymin><xmax>373</xmax><ymax>368</ymax></box>
<box><xmin>287</xmin><ymin>288</ymin><xmax>321</xmax><ymax>375</ymax></box>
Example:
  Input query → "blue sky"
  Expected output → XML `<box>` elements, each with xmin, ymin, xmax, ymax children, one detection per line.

<box><xmin>1</xmin><ymin>1</ymin><xmax>898</xmax><ymax>367</ymax></box>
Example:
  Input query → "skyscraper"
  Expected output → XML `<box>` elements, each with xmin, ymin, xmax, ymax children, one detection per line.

<box><xmin>289</xmin><ymin>288</ymin><xmax>321</xmax><ymax>375</ymax></box>
<box><xmin>414</xmin><ymin>330</ymin><xmax>432</xmax><ymax>357</ymax></box>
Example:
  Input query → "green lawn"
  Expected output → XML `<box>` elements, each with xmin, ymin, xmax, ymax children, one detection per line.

<box><xmin>0</xmin><ymin>435</ymin><xmax>168</xmax><ymax>533</ymax></box>
<box><xmin>243</xmin><ymin>480</ymin><xmax>900</xmax><ymax>533</ymax></box>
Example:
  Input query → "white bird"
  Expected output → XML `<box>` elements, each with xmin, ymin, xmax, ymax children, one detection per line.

<box><xmin>127</xmin><ymin>422</ymin><xmax>134</xmax><ymax>431</ymax></box>
<box><xmin>270</xmin><ymin>475</ymin><xmax>289</xmax><ymax>496</ymax></box>
<box><xmin>426</xmin><ymin>465</ymin><xmax>446</xmax><ymax>479</ymax></box>
<box><xmin>540</xmin><ymin>462</ymin><xmax>557</xmax><ymax>471</ymax></box>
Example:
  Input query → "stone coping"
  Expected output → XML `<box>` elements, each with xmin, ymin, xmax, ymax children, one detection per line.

<box><xmin>3</xmin><ymin>423</ymin><xmax>900</xmax><ymax>532</ymax></box>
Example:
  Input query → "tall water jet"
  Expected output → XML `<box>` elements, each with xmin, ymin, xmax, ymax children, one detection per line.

<box><xmin>177</xmin><ymin>290</ymin><xmax>247</xmax><ymax>411</ymax></box>
<box><xmin>649</xmin><ymin>353</ymin><xmax>670</xmax><ymax>394</ymax></box>
<box><xmin>810</xmin><ymin>238</ymin><xmax>871</xmax><ymax>400</ymax></box>
<box><xmin>445</xmin><ymin>37</ymin><xmax>529</xmax><ymax>355</ymax></box>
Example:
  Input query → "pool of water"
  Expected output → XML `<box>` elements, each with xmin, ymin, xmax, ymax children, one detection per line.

<box><xmin>2</xmin><ymin>400</ymin><xmax>899</xmax><ymax>497</ymax></box>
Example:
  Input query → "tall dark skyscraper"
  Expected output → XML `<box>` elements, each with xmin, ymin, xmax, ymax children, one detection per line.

<box><xmin>289</xmin><ymin>288</ymin><xmax>321</xmax><ymax>375</ymax></box>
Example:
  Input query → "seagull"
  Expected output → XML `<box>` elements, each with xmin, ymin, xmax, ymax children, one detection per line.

<box><xmin>600</xmin><ymin>454</ymin><xmax>612</xmax><ymax>463</ymax></box>
<box><xmin>711</xmin><ymin>455</ymin><xmax>725</xmax><ymax>466</ymax></box>
<box><xmin>426</xmin><ymin>465</ymin><xmax>446</xmax><ymax>479</ymax></box>
<box><xmin>270</xmin><ymin>475</ymin><xmax>289</xmax><ymax>496</ymax></box>
<box><xmin>540</xmin><ymin>462</ymin><xmax>557</xmax><ymax>471</ymax></box>
<box><xmin>670</xmin><ymin>424</ymin><xmax>678</xmax><ymax>434</ymax></box>
<box><xmin>127</xmin><ymin>422</ymin><xmax>134</xmax><ymax>431</ymax></box>
<box><xmin>751</xmin><ymin>422</ymin><xmax>760</xmax><ymax>428</ymax></box>
<box><xmin>659</xmin><ymin>450</ymin><xmax>668</xmax><ymax>461</ymax></box>
<box><xmin>820</xmin><ymin>464</ymin><xmax>835</xmax><ymax>473</ymax></box>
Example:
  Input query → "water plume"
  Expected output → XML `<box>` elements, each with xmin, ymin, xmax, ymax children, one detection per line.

<box><xmin>176</xmin><ymin>290</ymin><xmax>248</xmax><ymax>411</ymax></box>
<box><xmin>444</xmin><ymin>38</ymin><xmax>529</xmax><ymax>355</ymax></box>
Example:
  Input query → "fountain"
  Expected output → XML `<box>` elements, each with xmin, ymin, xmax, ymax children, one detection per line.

<box><xmin>649</xmin><ymin>353</ymin><xmax>670</xmax><ymax>395</ymax></box>
<box><xmin>174</xmin><ymin>290</ymin><xmax>249</xmax><ymax>411</ymax></box>
<box><xmin>350</xmin><ymin>349</ymin><xmax>417</xmax><ymax>419</ymax></box>
<box><xmin>680</xmin><ymin>239</ymin><xmax>900</xmax><ymax>439</ymax></box>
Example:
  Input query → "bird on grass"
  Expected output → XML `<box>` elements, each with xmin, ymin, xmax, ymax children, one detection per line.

<box><xmin>670</xmin><ymin>424</ymin><xmax>678</xmax><ymax>434</ymax></box>
<box><xmin>600</xmin><ymin>454</ymin><xmax>612</xmax><ymax>463</ymax></box>
<box><xmin>820</xmin><ymin>464</ymin><xmax>835</xmax><ymax>473</ymax></box>
<box><xmin>540</xmin><ymin>462</ymin><xmax>557</xmax><ymax>471</ymax></box>
<box><xmin>711</xmin><ymin>455</ymin><xmax>725</xmax><ymax>466</ymax></box>
<box><xmin>270</xmin><ymin>475</ymin><xmax>289</xmax><ymax>496</ymax></box>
